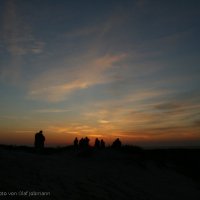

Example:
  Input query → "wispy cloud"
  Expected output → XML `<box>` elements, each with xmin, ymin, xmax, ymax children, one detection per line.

<box><xmin>154</xmin><ymin>102</ymin><xmax>182</xmax><ymax>111</ymax></box>
<box><xmin>193</xmin><ymin>120</ymin><xmax>200</xmax><ymax>127</ymax></box>
<box><xmin>14</xmin><ymin>130</ymin><xmax>34</xmax><ymax>134</ymax></box>
<box><xmin>2</xmin><ymin>0</ymin><xmax>44</xmax><ymax>56</ymax></box>
<box><xmin>98</xmin><ymin>120</ymin><xmax>110</xmax><ymax>124</ymax></box>
<box><xmin>82</xmin><ymin>88</ymin><xmax>200</xmax><ymax>137</ymax></box>
<box><xmin>46</xmin><ymin>124</ymin><xmax>99</xmax><ymax>136</ymax></box>
<box><xmin>28</xmin><ymin>53</ymin><xmax>126</xmax><ymax>102</ymax></box>
<box><xmin>34</xmin><ymin>109</ymin><xmax>70</xmax><ymax>113</ymax></box>
<box><xmin>0</xmin><ymin>0</ymin><xmax>44</xmax><ymax>83</ymax></box>
<box><xmin>0</xmin><ymin>115</ymin><xmax>29</xmax><ymax>120</ymax></box>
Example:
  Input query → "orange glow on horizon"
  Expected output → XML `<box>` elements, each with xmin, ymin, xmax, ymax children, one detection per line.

<box><xmin>0</xmin><ymin>127</ymin><xmax>199</xmax><ymax>147</ymax></box>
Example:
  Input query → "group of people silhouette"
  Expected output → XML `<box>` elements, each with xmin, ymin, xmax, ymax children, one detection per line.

<box><xmin>73</xmin><ymin>137</ymin><xmax>121</xmax><ymax>149</ymax></box>
<box><xmin>74</xmin><ymin>137</ymin><xmax>90</xmax><ymax>149</ymax></box>
<box><xmin>94</xmin><ymin>138</ymin><xmax>105</xmax><ymax>149</ymax></box>
<box><xmin>34</xmin><ymin>130</ymin><xmax>122</xmax><ymax>150</ymax></box>
<box><xmin>111</xmin><ymin>138</ymin><xmax>122</xmax><ymax>148</ymax></box>
<box><xmin>73</xmin><ymin>137</ymin><xmax>106</xmax><ymax>149</ymax></box>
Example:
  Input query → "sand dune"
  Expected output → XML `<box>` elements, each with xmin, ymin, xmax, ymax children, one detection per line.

<box><xmin>0</xmin><ymin>148</ymin><xmax>200</xmax><ymax>200</ymax></box>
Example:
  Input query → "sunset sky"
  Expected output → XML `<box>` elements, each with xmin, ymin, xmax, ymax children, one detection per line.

<box><xmin>0</xmin><ymin>0</ymin><xmax>200</xmax><ymax>147</ymax></box>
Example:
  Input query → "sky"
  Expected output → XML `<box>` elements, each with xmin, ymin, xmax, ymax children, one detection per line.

<box><xmin>0</xmin><ymin>0</ymin><xmax>200</xmax><ymax>147</ymax></box>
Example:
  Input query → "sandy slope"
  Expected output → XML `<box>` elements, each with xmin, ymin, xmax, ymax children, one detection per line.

<box><xmin>0</xmin><ymin>149</ymin><xmax>200</xmax><ymax>200</ymax></box>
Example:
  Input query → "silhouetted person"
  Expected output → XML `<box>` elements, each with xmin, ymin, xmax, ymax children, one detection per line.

<box><xmin>79</xmin><ymin>138</ymin><xmax>84</xmax><ymax>149</ymax></box>
<box><xmin>34</xmin><ymin>130</ymin><xmax>45</xmax><ymax>150</ymax></box>
<box><xmin>112</xmin><ymin>138</ymin><xmax>121</xmax><ymax>149</ymax></box>
<box><xmin>74</xmin><ymin>137</ymin><xmax>79</xmax><ymax>148</ymax></box>
<box><xmin>94</xmin><ymin>138</ymin><xmax>100</xmax><ymax>149</ymax></box>
<box><xmin>100</xmin><ymin>139</ymin><xmax>105</xmax><ymax>149</ymax></box>
<box><xmin>84</xmin><ymin>137</ymin><xmax>90</xmax><ymax>148</ymax></box>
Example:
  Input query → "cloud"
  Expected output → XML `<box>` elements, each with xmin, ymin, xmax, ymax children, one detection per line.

<box><xmin>80</xmin><ymin>89</ymin><xmax>171</xmax><ymax>133</ymax></box>
<box><xmin>193</xmin><ymin>120</ymin><xmax>200</xmax><ymax>127</ymax></box>
<box><xmin>0</xmin><ymin>115</ymin><xmax>29</xmax><ymax>120</ymax></box>
<box><xmin>2</xmin><ymin>0</ymin><xmax>44</xmax><ymax>56</ymax></box>
<box><xmin>154</xmin><ymin>102</ymin><xmax>181</xmax><ymax>111</ymax></box>
<box><xmin>98</xmin><ymin>120</ymin><xmax>110</xmax><ymax>124</ymax></box>
<box><xmin>0</xmin><ymin>0</ymin><xmax>44</xmax><ymax>83</ymax></box>
<box><xmin>14</xmin><ymin>130</ymin><xmax>34</xmax><ymax>134</ymax></box>
<box><xmin>46</xmin><ymin>124</ymin><xmax>99</xmax><ymax>136</ymax></box>
<box><xmin>34</xmin><ymin>109</ymin><xmax>70</xmax><ymax>113</ymax></box>
<box><xmin>81</xmin><ymin>88</ymin><xmax>200</xmax><ymax>137</ymax></box>
<box><xmin>28</xmin><ymin>53</ymin><xmax>126</xmax><ymax>102</ymax></box>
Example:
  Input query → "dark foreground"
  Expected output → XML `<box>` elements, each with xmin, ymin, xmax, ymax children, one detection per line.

<box><xmin>0</xmin><ymin>145</ymin><xmax>200</xmax><ymax>200</ymax></box>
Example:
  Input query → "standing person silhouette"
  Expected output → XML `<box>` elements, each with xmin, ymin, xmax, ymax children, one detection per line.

<box><xmin>94</xmin><ymin>138</ymin><xmax>100</xmax><ymax>149</ymax></box>
<box><xmin>74</xmin><ymin>137</ymin><xmax>79</xmax><ymax>148</ymax></box>
<box><xmin>34</xmin><ymin>130</ymin><xmax>45</xmax><ymax>150</ymax></box>
<box><xmin>100</xmin><ymin>139</ymin><xmax>105</xmax><ymax>149</ymax></box>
